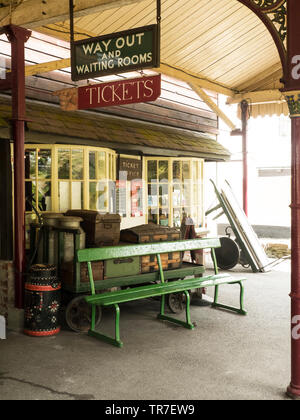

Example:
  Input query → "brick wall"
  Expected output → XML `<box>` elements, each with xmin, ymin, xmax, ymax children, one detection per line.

<box><xmin>0</xmin><ymin>261</ymin><xmax>14</xmax><ymax>320</ymax></box>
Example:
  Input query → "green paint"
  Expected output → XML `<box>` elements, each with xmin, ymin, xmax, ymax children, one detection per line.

<box><xmin>79</xmin><ymin>239</ymin><xmax>247</xmax><ymax>347</ymax></box>
<box><xmin>77</xmin><ymin>238</ymin><xmax>221</xmax><ymax>263</ymax></box>
<box><xmin>72</xmin><ymin>25</ymin><xmax>159</xmax><ymax>81</ymax></box>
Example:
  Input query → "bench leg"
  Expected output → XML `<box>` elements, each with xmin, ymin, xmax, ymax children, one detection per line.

<box><xmin>157</xmin><ymin>291</ymin><xmax>195</xmax><ymax>330</ymax></box>
<box><xmin>211</xmin><ymin>281</ymin><xmax>247</xmax><ymax>316</ymax></box>
<box><xmin>88</xmin><ymin>304</ymin><xmax>124</xmax><ymax>348</ymax></box>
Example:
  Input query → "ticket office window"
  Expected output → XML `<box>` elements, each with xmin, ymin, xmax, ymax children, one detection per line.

<box><xmin>25</xmin><ymin>145</ymin><xmax>116</xmax><ymax>244</ymax></box>
<box><xmin>58</xmin><ymin>148</ymin><xmax>84</xmax><ymax>212</ymax></box>
<box><xmin>25</xmin><ymin>148</ymin><xmax>52</xmax><ymax>230</ymax></box>
<box><xmin>146</xmin><ymin>157</ymin><xmax>204</xmax><ymax>228</ymax></box>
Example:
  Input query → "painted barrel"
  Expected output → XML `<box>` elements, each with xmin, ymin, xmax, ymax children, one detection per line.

<box><xmin>24</xmin><ymin>264</ymin><xmax>61</xmax><ymax>337</ymax></box>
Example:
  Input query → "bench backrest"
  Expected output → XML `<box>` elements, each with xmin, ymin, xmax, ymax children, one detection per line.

<box><xmin>77</xmin><ymin>238</ymin><xmax>221</xmax><ymax>263</ymax></box>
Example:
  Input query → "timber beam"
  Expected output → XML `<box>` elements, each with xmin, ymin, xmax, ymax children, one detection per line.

<box><xmin>157</xmin><ymin>64</ymin><xmax>235</xmax><ymax>98</ymax></box>
<box><xmin>24</xmin><ymin>58</ymin><xmax>71</xmax><ymax>77</ymax></box>
<box><xmin>22</xmin><ymin>57</ymin><xmax>235</xmax><ymax>97</ymax></box>
<box><xmin>0</xmin><ymin>0</ymin><xmax>144</xmax><ymax>28</ymax></box>
<box><xmin>189</xmin><ymin>83</ymin><xmax>236</xmax><ymax>131</ymax></box>
<box><xmin>227</xmin><ymin>90</ymin><xmax>286</xmax><ymax>105</ymax></box>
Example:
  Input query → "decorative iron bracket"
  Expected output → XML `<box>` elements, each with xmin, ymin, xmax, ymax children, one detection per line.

<box><xmin>238</xmin><ymin>0</ymin><xmax>287</xmax><ymax>81</ymax></box>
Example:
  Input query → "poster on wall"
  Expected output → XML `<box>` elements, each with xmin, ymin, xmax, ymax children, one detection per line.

<box><xmin>131</xmin><ymin>180</ymin><xmax>143</xmax><ymax>218</ymax></box>
<box><xmin>116</xmin><ymin>180</ymin><xmax>127</xmax><ymax>217</ymax></box>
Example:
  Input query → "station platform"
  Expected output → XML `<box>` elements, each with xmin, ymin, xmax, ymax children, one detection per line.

<box><xmin>0</xmin><ymin>259</ymin><xmax>292</xmax><ymax>401</ymax></box>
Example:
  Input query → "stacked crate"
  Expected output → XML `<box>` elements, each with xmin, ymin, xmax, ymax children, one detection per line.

<box><xmin>120</xmin><ymin>224</ymin><xmax>182</xmax><ymax>273</ymax></box>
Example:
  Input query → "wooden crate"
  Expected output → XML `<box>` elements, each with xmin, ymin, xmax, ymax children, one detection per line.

<box><xmin>121</xmin><ymin>224</ymin><xmax>182</xmax><ymax>273</ymax></box>
<box><xmin>65</xmin><ymin>210</ymin><xmax>121</xmax><ymax>247</ymax></box>
<box><xmin>120</xmin><ymin>224</ymin><xmax>181</xmax><ymax>243</ymax></box>
<box><xmin>141</xmin><ymin>252</ymin><xmax>182</xmax><ymax>273</ymax></box>
<box><xmin>60</xmin><ymin>261</ymin><xmax>104</xmax><ymax>286</ymax></box>
<box><xmin>104</xmin><ymin>256</ymin><xmax>140</xmax><ymax>278</ymax></box>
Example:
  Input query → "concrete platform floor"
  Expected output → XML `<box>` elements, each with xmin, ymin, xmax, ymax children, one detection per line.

<box><xmin>0</xmin><ymin>260</ymin><xmax>293</xmax><ymax>400</ymax></box>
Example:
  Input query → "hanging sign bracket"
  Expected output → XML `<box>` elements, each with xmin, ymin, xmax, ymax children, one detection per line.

<box><xmin>69</xmin><ymin>0</ymin><xmax>161</xmax><ymax>81</ymax></box>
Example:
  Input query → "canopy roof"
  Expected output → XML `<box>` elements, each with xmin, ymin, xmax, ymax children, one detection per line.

<box><xmin>0</xmin><ymin>0</ymin><xmax>288</xmax><ymax>117</ymax></box>
<box><xmin>0</xmin><ymin>96</ymin><xmax>230</xmax><ymax>161</ymax></box>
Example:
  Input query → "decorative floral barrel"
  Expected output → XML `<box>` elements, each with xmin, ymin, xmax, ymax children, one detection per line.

<box><xmin>24</xmin><ymin>264</ymin><xmax>61</xmax><ymax>337</ymax></box>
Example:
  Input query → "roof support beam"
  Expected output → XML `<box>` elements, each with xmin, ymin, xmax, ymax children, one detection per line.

<box><xmin>189</xmin><ymin>83</ymin><xmax>236</xmax><ymax>131</ymax></box>
<box><xmin>0</xmin><ymin>0</ymin><xmax>144</xmax><ymax>28</ymax></box>
<box><xmin>22</xmin><ymin>57</ymin><xmax>235</xmax><ymax>97</ymax></box>
<box><xmin>24</xmin><ymin>58</ymin><xmax>71</xmax><ymax>77</ymax></box>
<box><xmin>156</xmin><ymin>64</ymin><xmax>235</xmax><ymax>98</ymax></box>
<box><xmin>227</xmin><ymin>89</ymin><xmax>286</xmax><ymax>105</ymax></box>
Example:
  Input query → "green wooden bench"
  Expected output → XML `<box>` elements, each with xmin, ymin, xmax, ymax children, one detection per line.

<box><xmin>77</xmin><ymin>238</ymin><xmax>247</xmax><ymax>348</ymax></box>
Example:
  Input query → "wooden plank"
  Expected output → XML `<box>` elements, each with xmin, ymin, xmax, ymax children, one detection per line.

<box><xmin>156</xmin><ymin>64</ymin><xmax>235</xmax><ymax>97</ymax></box>
<box><xmin>236</xmin><ymin>65</ymin><xmax>283</xmax><ymax>92</ymax></box>
<box><xmin>0</xmin><ymin>0</ymin><xmax>145</xmax><ymax>27</ymax></box>
<box><xmin>78</xmin><ymin>238</ymin><xmax>221</xmax><ymax>262</ymax></box>
<box><xmin>190</xmin><ymin>83</ymin><xmax>236</xmax><ymax>130</ymax></box>
<box><xmin>227</xmin><ymin>90</ymin><xmax>285</xmax><ymax>105</ymax></box>
<box><xmin>162</xmin><ymin>2</ymin><xmax>245</xmax><ymax>61</ymax></box>
<box><xmin>22</xmin><ymin>56</ymin><xmax>234</xmax><ymax>97</ymax></box>
<box><xmin>25</xmin><ymin>58</ymin><xmax>71</xmax><ymax>77</ymax></box>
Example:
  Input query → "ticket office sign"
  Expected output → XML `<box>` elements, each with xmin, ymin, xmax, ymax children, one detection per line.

<box><xmin>71</xmin><ymin>25</ymin><xmax>160</xmax><ymax>81</ymax></box>
<box><xmin>78</xmin><ymin>74</ymin><xmax>161</xmax><ymax>109</ymax></box>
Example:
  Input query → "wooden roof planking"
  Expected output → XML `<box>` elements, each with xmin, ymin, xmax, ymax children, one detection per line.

<box><xmin>0</xmin><ymin>0</ymin><xmax>288</xmax><ymax>117</ymax></box>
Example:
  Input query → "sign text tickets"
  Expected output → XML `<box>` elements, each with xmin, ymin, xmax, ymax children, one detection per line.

<box><xmin>78</xmin><ymin>75</ymin><xmax>161</xmax><ymax>109</ymax></box>
<box><xmin>71</xmin><ymin>25</ymin><xmax>160</xmax><ymax>81</ymax></box>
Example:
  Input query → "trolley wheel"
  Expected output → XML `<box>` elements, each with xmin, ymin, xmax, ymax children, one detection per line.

<box><xmin>167</xmin><ymin>291</ymin><xmax>191</xmax><ymax>314</ymax></box>
<box><xmin>65</xmin><ymin>296</ymin><xmax>102</xmax><ymax>333</ymax></box>
<box><xmin>214</xmin><ymin>236</ymin><xmax>240</xmax><ymax>270</ymax></box>
<box><xmin>239</xmin><ymin>250</ymin><xmax>250</xmax><ymax>268</ymax></box>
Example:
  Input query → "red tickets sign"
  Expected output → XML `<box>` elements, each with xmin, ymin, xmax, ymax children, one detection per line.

<box><xmin>78</xmin><ymin>74</ymin><xmax>161</xmax><ymax>109</ymax></box>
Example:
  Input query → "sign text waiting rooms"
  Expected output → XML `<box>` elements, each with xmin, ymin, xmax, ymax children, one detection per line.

<box><xmin>71</xmin><ymin>25</ymin><xmax>159</xmax><ymax>81</ymax></box>
<box><xmin>78</xmin><ymin>75</ymin><xmax>161</xmax><ymax>109</ymax></box>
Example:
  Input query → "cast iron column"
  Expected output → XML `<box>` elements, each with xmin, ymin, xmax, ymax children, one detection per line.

<box><xmin>4</xmin><ymin>25</ymin><xmax>31</xmax><ymax>309</ymax></box>
<box><xmin>241</xmin><ymin>100</ymin><xmax>249</xmax><ymax>216</ymax></box>
<box><xmin>283</xmin><ymin>0</ymin><xmax>300</xmax><ymax>400</ymax></box>
<box><xmin>290</xmin><ymin>116</ymin><xmax>300</xmax><ymax>399</ymax></box>
<box><xmin>285</xmin><ymin>109</ymin><xmax>300</xmax><ymax>399</ymax></box>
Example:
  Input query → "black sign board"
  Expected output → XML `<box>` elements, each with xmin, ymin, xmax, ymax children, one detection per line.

<box><xmin>118</xmin><ymin>157</ymin><xmax>142</xmax><ymax>181</ymax></box>
<box><xmin>71</xmin><ymin>25</ymin><xmax>160</xmax><ymax>81</ymax></box>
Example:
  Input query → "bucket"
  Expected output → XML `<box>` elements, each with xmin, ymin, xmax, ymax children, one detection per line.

<box><xmin>24</xmin><ymin>264</ymin><xmax>61</xmax><ymax>337</ymax></box>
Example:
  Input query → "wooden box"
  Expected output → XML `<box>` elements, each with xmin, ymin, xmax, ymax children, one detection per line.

<box><xmin>60</xmin><ymin>260</ymin><xmax>104</xmax><ymax>286</ymax></box>
<box><xmin>120</xmin><ymin>224</ymin><xmax>181</xmax><ymax>243</ymax></box>
<box><xmin>104</xmin><ymin>255</ymin><xmax>140</xmax><ymax>279</ymax></box>
<box><xmin>65</xmin><ymin>210</ymin><xmax>121</xmax><ymax>247</ymax></box>
<box><xmin>120</xmin><ymin>224</ymin><xmax>182</xmax><ymax>273</ymax></box>
<box><xmin>141</xmin><ymin>252</ymin><xmax>182</xmax><ymax>273</ymax></box>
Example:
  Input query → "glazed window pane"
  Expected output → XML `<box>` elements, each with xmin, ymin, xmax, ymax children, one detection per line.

<box><xmin>58</xmin><ymin>150</ymin><xmax>70</xmax><ymax>180</ymax></box>
<box><xmin>72</xmin><ymin>150</ymin><xmax>84</xmax><ymax>180</ymax></box>
<box><xmin>38</xmin><ymin>149</ymin><xmax>51</xmax><ymax>179</ymax></box>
